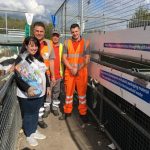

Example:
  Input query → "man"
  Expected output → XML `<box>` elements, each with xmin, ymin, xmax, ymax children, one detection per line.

<box><xmin>33</xmin><ymin>21</ymin><xmax>55</xmax><ymax>128</ymax></box>
<box><xmin>43</xmin><ymin>29</ymin><xmax>63</xmax><ymax>117</ymax></box>
<box><xmin>59</xmin><ymin>23</ymin><xmax>90</xmax><ymax>123</ymax></box>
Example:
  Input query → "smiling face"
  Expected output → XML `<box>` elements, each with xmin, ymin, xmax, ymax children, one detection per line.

<box><xmin>27</xmin><ymin>40</ymin><xmax>38</xmax><ymax>55</ymax></box>
<box><xmin>52</xmin><ymin>33</ymin><xmax>59</xmax><ymax>45</ymax></box>
<box><xmin>33</xmin><ymin>25</ymin><xmax>45</xmax><ymax>42</ymax></box>
<box><xmin>70</xmin><ymin>26</ymin><xmax>80</xmax><ymax>41</ymax></box>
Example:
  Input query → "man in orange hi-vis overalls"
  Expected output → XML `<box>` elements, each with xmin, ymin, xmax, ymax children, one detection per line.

<box><xmin>59</xmin><ymin>23</ymin><xmax>90</xmax><ymax>123</ymax></box>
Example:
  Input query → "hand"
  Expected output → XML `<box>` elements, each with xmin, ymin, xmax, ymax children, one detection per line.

<box><xmin>78</xmin><ymin>63</ymin><xmax>84</xmax><ymax>71</ymax></box>
<box><xmin>51</xmin><ymin>77</ymin><xmax>56</xmax><ymax>87</ymax></box>
<box><xmin>70</xmin><ymin>67</ymin><xmax>78</xmax><ymax>76</ymax></box>
<box><xmin>27</xmin><ymin>87</ymin><xmax>35</xmax><ymax>97</ymax></box>
<box><xmin>8</xmin><ymin>64</ymin><xmax>15</xmax><ymax>73</ymax></box>
<box><xmin>47</xmin><ymin>87</ymin><xmax>51</xmax><ymax>96</ymax></box>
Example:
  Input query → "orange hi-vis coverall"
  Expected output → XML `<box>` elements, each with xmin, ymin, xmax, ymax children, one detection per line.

<box><xmin>64</xmin><ymin>38</ymin><xmax>88</xmax><ymax>115</ymax></box>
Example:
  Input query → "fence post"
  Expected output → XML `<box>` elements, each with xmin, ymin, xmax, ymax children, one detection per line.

<box><xmin>5</xmin><ymin>12</ymin><xmax>7</xmax><ymax>35</ymax></box>
<box><xmin>80</xmin><ymin>0</ymin><xmax>84</xmax><ymax>35</ymax></box>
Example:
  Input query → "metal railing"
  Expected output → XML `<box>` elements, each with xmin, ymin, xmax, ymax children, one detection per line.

<box><xmin>0</xmin><ymin>73</ymin><xmax>22</xmax><ymax>150</ymax></box>
<box><xmin>0</xmin><ymin>10</ymin><xmax>26</xmax><ymax>44</ymax></box>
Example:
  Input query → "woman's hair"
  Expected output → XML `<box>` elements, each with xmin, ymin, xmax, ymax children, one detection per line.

<box><xmin>20</xmin><ymin>36</ymin><xmax>43</xmax><ymax>62</ymax></box>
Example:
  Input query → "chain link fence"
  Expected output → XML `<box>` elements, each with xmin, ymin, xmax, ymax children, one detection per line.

<box><xmin>0</xmin><ymin>73</ymin><xmax>22</xmax><ymax>150</ymax></box>
<box><xmin>55</xmin><ymin>0</ymin><xmax>150</xmax><ymax>33</ymax></box>
<box><xmin>55</xmin><ymin>1</ymin><xmax>150</xmax><ymax>150</ymax></box>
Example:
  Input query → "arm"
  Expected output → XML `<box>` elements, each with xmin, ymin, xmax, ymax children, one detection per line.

<box><xmin>63</xmin><ymin>54</ymin><xmax>72</xmax><ymax>70</ymax></box>
<box><xmin>14</xmin><ymin>56</ymin><xmax>30</xmax><ymax>92</ymax></box>
<box><xmin>14</xmin><ymin>71</ymin><xmax>30</xmax><ymax>92</ymax></box>
<box><xmin>45</xmin><ymin>73</ymin><xmax>51</xmax><ymax>96</ymax></box>
<box><xmin>78</xmin><ymin>54</ymin><xmax>90</xmax><ymax>71</ymax></box>
<box><xmin>49</xmin><ymin>59</ymin><xmax>55</xmax><ymax>78</ymax></box>
<box><xmin>63</xmin><ymin>43</ymin><xmax>78</xmax><ymax>75</ymax></box>
<box><xmin>78</xmin><ymin>39</ymin><xmax>90</xmax><ymax>70</ymax></box>
<box><xmin>49</xmin><ymin>46</ymin><xmax>56</xmax><ymax>84</ymax></box>
<box><xmin>14</xmin><ymin>56</ymin><xmax>36</xmax><ymax>97</ymax></box>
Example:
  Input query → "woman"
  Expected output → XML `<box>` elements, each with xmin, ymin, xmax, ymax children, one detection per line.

<box><xmin>15</xmin><ymin>36</ymin><xmax>51</xmax><ymax>147</ymax></box>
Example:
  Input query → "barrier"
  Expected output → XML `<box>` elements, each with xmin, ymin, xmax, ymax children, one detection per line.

<box><xmin>87</xmin><ymin>51</ymin><xmax>150</xmax><ymax>150</ymax></box>
<box><xmin>0</xmin><ymin>73</ymin><xmax>22</xmax><ymax>150</ymax></box>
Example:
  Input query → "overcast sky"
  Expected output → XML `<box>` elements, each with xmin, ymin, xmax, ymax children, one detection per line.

<box><xmin>0</xmin><ymin>0</ymin><xmax>64</xmax><ymax>23</ymax></box>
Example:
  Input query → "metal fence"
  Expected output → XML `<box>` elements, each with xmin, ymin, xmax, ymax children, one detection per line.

<box><xmin>0</xmin><ymin>73</ymin><xmax>22</xmax><ymax>150</ymax></box>
<box><xmin>55</xmin><ymin>0</ymin><xmax>150</xmax><ymax>33</ymax></box>
<box><xmin>0</xmin><ymin>10</ymin><xmax>26</xmax><ymax>44</ymax></box>
<box><xmin>87</xmin><ymin>50</ymin><xmax>150</xmax><ymax>149</ymax></box>
<box><xmin>55</xmin><ymin>1</ymin><xmax>150</xmax><ymax>149</ymax></box>
<box><xmin>87</xmin><ymin>80</ymin><xmax>150</xmax><ymax>150</ymax></box>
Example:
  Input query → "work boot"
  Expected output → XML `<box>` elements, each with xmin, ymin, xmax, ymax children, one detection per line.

<box><xmin>52</xmin><ymin>109</ymin><xmax>59</xmax><ymax>116</ymax></box>
<box><xmin>38</xmin><ymin>120</ymin><xmax>48</xmax><ymax>128</ymax></box>
<box><xmin>80</xmin><ymin>115</ymin><xmax>89</xmax><ymax>124</ymax></box>
<box><xmin>42</xmin><ymin>110</ymin><xmax>51</xmax><ymax>118</ymax></box>
<box><xmin>59</xmin><ymin>113</ymin><xmax>71</xmax><ymax>120</ymax></box>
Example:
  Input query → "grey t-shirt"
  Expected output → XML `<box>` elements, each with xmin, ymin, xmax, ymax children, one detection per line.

<box><xmin>43</xmin><ymin>39</ymin><xmax>55</xmax><ymax>59</ymax></box>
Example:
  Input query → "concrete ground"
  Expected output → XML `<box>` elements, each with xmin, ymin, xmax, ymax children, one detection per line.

<box><xmin>18</xmin><ymin>110</ymin><xmax>111</xmax><ymax>150</ymax></box>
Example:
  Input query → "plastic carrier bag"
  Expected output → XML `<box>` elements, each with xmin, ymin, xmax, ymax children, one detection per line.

<box><xmin>15</xmin><ymin>53</ymin><xmax>44</xmax><ymax>96</ymax></box>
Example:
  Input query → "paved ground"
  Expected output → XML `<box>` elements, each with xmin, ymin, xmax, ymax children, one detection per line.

<box><xmin>18</xmin><ymin>114</ymin><xmax>80</xmax><ymax>150</ymax></box>
<box><xmin>18</xmin><ymin>109</ymin><xmax>111</xmax><ymax>150</ymax></box>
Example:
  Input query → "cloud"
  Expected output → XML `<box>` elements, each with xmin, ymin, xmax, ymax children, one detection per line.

<box><xmin>0</xmin><ymin>0</ymin><xmax>45</xmax><ymax>15</ymax></box>
<box><xmin>0</xmin><ymin>0</ymin><xmax>64</xmax><ymax>23</ymax></box>
<box><xmin>23</xmin><ymin>0</ymin><xmax>45</xmax><ymax>15</ymax></box>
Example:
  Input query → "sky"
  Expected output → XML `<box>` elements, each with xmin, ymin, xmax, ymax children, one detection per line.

<box><xmin>0</xmin><ymin>0</ymin><xmax>65</xmax><ymax>23</ymax></box>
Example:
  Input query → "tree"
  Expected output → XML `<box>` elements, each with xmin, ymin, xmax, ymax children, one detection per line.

<box><xmin>45</xmin><ymin>23</ymin><xmax>53</xmax><ymax>39</ymax></box>
<box><xmin>128</xmin><ymin>6</ymin><xmax>150</xmax><ymax>28</ymax></box>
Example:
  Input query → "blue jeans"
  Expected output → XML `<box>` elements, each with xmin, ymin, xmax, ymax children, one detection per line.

<box><xmin>18</xmin><ymin>96</ymin><xmax>44</xmax><ymax>137</ymax></box>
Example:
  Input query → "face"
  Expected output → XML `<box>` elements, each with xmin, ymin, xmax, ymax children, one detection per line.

<box><xmin>70</xmin><ymin>27</ymin><xmax>80</xmax><ymax>40</ymax></box>
<box><xmin>27</xmin><ymin>40</ymin><xmax>38</xmax><ymax>55</ymax></box>
<box><xmin>52</xmin><ymin>34</ymin><xmax>59</xmax><ymax>44</ymax></box>
<box><xmin>33</xmin><ymin>25</ymin><xmax>45</xmax><ymax>41</ymax></box>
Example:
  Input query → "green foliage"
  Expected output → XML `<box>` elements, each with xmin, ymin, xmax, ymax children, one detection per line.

<box><xmin>128</xmin><ymin>6</ymin><xmax>150</xmax><ymax>28</ymax></box>
<box><xmin>45</xmin><ymin>23</ymin><xmax>53</xmax><ymax>39</ymax></box>
<box><xmin>7</xmin><ymin>17</ymin><xmax>26</xmax><ymax>29</ymax></box>
<box><xmin>0</xmin><ymin>16</ymin><xmax>53</xmax><ymax>38</ymax></box>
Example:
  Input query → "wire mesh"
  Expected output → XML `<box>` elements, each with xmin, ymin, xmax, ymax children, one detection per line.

<box><xmin>0</xmin><ymin>10</ymin><xmax>26</xmax><ymax>34</ymax></box>
<box><xmin>0</xmin><ymin>75</ymin><xmax>22</xmax><ymax>150</ymax></box>
<box><xmin>87</xmin><ymin>79</ymin><xmax>150</xmax><ymax>150</ymax></box>
<box><xmin>103</xmin><ymin>87</ymin><xmax>150</xmax><ymax>150</ymax></box>
<box><xmin>55</xmin><ymin>0</ymin><xmax>150</xmax><ymax>33</ymax></box>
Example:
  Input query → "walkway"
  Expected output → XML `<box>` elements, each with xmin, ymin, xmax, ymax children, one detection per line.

<box><xmin>18</xmin><ymin>108</ymin><xmax>110</xmax><ymax>150</ymax></box>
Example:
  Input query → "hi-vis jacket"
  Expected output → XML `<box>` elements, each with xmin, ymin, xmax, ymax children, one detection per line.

<box><xmin>40</xmin><ymin>39</ymin><xmax>63</xmax><ymax>77</ymax></box>
<box><xmin>51</xmin><ymin>42</ymin><xmax>63</xmax><ymax>77</ymax></box>
<box><xmin>66</xmin><ymin>38</ymin><xmax>87</xmax><ymax>70</ymax></box>
<box><xmin>40</xmin><ymin>39</ymin><xmax>53</xmax><ymax>76</ymax></box>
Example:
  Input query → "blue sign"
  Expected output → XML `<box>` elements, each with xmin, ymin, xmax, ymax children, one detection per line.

<box><xmin>104</xmin><ymin>43</ymin><xmax>150</xmax><ymax>52</ymax></box>
<box><xmin>100</xmin><ymin>70</ymin><xmax>150</xmax><ymax>103</ymax></box>
<box><xmin>51</xmin><ymin>15</ymin><xmax>56</xmax><ymax>27</ymax></box>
